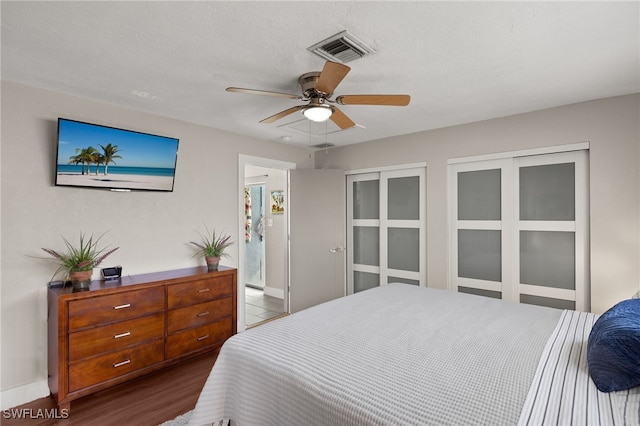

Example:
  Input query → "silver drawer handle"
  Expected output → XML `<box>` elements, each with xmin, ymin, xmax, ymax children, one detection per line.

<box><xmin>197</xmin><ymin>311</ymin><xmax>210</xmax><ymax>317</ymax></box>
<box><xmin>113</xmin><ymin>359</ymin><xmax>131</xmax><ymax>368</ymax></box>
<box><xmin>114</xmin><ymin>304</ymin><xmax>131</xmax><ymax>310</ymax></box>
<box><xmin>197</xmin><ymin>334</ymin><xmax>209</xmax><ymax>341</ymax></box>
<box><xmin>114</xmin><ymin>331</ymin><xmax>131</xmax><ymax>339</ymax></box>
<box><xmin>197</xmin><ymin>288</ymin><xmax>210</xmax><ymax>293</ymax></box>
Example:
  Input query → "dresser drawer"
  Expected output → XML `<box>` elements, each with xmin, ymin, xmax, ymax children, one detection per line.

<box><xmin>68</xmin><ymin>287</ymin><xmax>164</xmax><ymax>330</ymax></box>
<box><xmin>68</xmin><ymin>339</ymin><xmax>164</xmax><ymax>392</ymax></box>
<box><xmin>167</xmin><ymin>298</ymin><xmax>232</xmax><ymax>334</ymax></box>
<box><xmin>166</xmin><ymin>318</ymin><xmax>233</xmax><ymax>359</ymax></box>
<box><xmin>167</xmin><ymin>276</ymin><xmax>233</xmax><ymax>309</ymax></box>
<box><xmin>68</xmin><ymin>313</ymin><xmax>164</xmax><ymax>362</ymax></box>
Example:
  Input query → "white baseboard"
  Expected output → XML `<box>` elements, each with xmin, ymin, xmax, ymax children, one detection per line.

<box><xmin>263</xmin><ymin>286</ymin><xmax>284</xmax><ymax>300</ymax></box>
<box><xmin>1</xmin><ymin>379</ymin><xmax>49</xmax><ymax>410</ymax></box>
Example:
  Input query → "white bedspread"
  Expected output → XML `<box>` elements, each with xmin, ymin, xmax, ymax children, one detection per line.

<box><xmin>189</xmin><ymin>284</ymin><xmax>564</xmax><ymax>426</ymax></box>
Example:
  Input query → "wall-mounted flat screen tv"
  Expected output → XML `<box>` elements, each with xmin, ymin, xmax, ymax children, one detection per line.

<box><xmin>56</xmin><ymin>118</ymin><xmax>179</xmax><ymax>192</ymax></box>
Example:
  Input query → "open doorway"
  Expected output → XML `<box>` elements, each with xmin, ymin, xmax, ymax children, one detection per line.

<box><xmin>244</xmin><ymin>167</ymin><xmax>286</xmax><ymax>327</ymax></box>
<box><xmin>238</xmin><ymin>155</ymin><xmax>296</xmax><ymax>332</ymax></box>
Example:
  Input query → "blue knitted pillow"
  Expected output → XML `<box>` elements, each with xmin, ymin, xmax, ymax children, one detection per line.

<box><xmin>587</xmin><ymin>299</ymin><xmax>640</xmax><ymax>392</ymax></box>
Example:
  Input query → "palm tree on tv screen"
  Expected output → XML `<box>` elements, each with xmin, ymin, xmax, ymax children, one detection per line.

<box><xmin>94</xmin><ymin>153</ymin><xmax>106</xmax><ymax>176</ymax></box>
<box><xmin>69</xmin><ymin>146</ymin><xmax>98</xmax><ymax>174</ymax></box>
<box><xmin>68</xmin><ymin>154</ymin><xmax>84</xmax><ymax>174</ymax></box>
<box><xmin>69</xmin><ymin>146</ymin><xmax>99</xmax><ymax>175</ymax></box>
<box><xmin>99</xmin><ymin>143</ymin><xmax>122</xmax><ymax>175</ymax></box>
<box><xmin>83</xmin><ymin>146</ymin><xmax>100</xmax><ymax>175</ymax></box>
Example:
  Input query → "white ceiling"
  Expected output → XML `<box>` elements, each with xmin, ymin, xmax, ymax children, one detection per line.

<box><xmin>2</xmin><ymin>1</ymin><xmax>639</xmax><ymax>149</ymax></box>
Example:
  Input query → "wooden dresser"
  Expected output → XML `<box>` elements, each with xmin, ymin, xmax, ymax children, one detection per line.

<box><xmin>48</xmin><ymin>266</ymin><xmax>237</xmax><ymax>412</ymax></box>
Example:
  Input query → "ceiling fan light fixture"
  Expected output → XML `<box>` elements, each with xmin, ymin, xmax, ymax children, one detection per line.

<box><xmin>303</xmin><ymin>105</ymin><xmax>333</xmax><ymax>122</ymax></box>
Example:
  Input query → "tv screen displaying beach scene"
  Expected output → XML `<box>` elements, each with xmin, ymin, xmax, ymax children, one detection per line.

<box><xmin>56</xmin><ymin>118</ymin><xmax>179</xmax><ymax>192</ymax></box>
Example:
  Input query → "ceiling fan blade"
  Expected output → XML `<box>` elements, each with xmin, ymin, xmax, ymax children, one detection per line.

<box><xmin>260</xmin><ymin>105</ymin><xmax>305</xmax><ymax>123</ymax></box>
<box><xmin>329</xmin><ymin>106</ymin><xmax>356</xmax><ymax>129</ymax></box>
<box><xmin>336</xmin><ymin>94</ymin><xmax>411</xmax><ymax>106</ymax></box>
<box><xmin>315</xmin><ymin>61</ymin><xmax>351</xmax><ymax>95</ymax></box>
<box><xmin>226</xmin><ymin>87</ymin><xmax>302</xmax><ymax>100</ymax></box>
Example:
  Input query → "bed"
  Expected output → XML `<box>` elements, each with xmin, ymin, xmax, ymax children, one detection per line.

<box><xmin>188</xmin><ymin>283</ymin><xmax>640</xmax><ymax>425</ymax></box>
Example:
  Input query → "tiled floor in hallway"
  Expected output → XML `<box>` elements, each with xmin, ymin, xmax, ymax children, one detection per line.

<box><xmin>245</xmin><ymin>286</ymin><xmax>285</xmax><ymax>326</ymax></box>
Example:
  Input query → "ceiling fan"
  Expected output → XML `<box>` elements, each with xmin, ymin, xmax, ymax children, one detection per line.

<box><xmin>226</xmin><ymin>61</ymin><xmax>410</xmax><ymax>130</ymax></box>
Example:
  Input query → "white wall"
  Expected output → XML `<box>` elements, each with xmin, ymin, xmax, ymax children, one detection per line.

<box><xmin>316</xmin><ymin>94</ymin><xmax>640</xmax><ymax>315</ymax></box>
<box><xmin>0</xmin><ymin>81</ymin><xmax>313</xmax><ymax>407</ymax></box>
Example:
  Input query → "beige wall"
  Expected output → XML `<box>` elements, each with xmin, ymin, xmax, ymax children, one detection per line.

<box><xmin>2</xmin><ymin>81</ymin><xmax>638</xmax><ymax>408</ymax></box>
<box><xmin>0</xmin><ymin>82</ymin><xmax>313</xmax><ymax>406</ymax></box>
<box><xmin>316</xmin><ymin>94</ymin><xmax>640</xmax><ymax>315</ymax></box>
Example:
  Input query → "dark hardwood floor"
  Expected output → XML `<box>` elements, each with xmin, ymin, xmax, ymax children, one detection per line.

<box><xmin>1</xmin><ymin>351</ymin><xmax>218</xmax><ymax>426</ymax></box>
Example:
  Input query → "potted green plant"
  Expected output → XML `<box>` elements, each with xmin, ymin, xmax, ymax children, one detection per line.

<box><xmin>42</xmin><ymin>232</ymin><xmax>119</xmax><ymax>290</ymax></box>
<box><xmin>190</xmin><ymin>227</ymin><xmax>233</xmax><ymax>271</ymax></box>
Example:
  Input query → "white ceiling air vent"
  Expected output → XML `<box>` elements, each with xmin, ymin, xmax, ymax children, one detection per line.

<box><xmin>308</xmin><ymin>31</ymin><xmax>375</xmax><ymax>63</ymax></box>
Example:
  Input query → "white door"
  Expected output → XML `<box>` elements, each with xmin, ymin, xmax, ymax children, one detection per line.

<box><xmin>449</xmin><ymin>150</ymin><xmax>589</xmax><ymax>311</ymax></box>
<box><xmin>514</xmin><ymin>151</ymin><xmax>590</xmax><ymax>310</ymax></box>
<box><xmin>448</xmin><ymin>159</ymin><xmax>512</xmax><ymax>300</ymax></box>
<box><xmin>346</xmin><ymin>167</ymin><xmax>426</xmax><ymax>294</ymax></box>
<box><xmin>289</xmin><ymin>169</ymin><xmax>346</xmax><ymax>312</ymax></box>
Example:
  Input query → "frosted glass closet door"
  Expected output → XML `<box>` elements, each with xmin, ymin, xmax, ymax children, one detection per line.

<box><xmin>349</xmin><ymin>174</ymin><xmax>381</xmax><ymax>293</ymax></box>
<box><xmin>347</xmin><ymin>167</ymin><xmax>426</xmax><ymax>294</ymax></box>
<box><xmin>448</xmin><ymin>149</ymin><xmax>589</xmax><ymax>311</ymax></box>
<box><xmin>384</xmin><ymin>170</ymin><xmax>425</xmax><ymax>287</ymax></box>
<box><xmin>450</xmin><ymin>161</ymin><xmax>511</xmax><ymax>299</ymax></box>
<box><xmin>515</xmin><ymin>152</ymin><xmax>589</xmax><ymax>311</ymax></box>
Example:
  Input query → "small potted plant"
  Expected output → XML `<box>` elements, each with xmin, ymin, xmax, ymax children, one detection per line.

<box><xmin>190</xmin><ymin>227</ymin><xmax>233</xmax><ymax>271</ymax></box>
<box><xmin>42</xmin><ymin>232</ymin><xmax>119</xmax><ymax>290</ymax></box>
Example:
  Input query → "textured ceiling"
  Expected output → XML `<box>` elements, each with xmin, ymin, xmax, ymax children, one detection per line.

<box><xmin>2</xmin><ymin>1</ymin><xmax>639</xmax><ymax>149</ymax></box>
